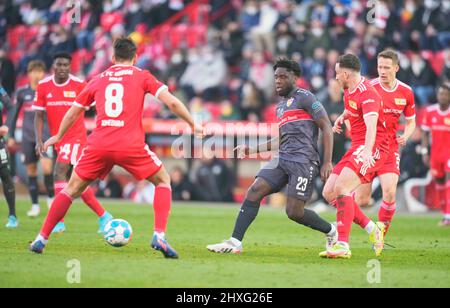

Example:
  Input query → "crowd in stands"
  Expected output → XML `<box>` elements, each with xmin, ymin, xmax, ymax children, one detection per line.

<box><xmin>1</xmin><ymin>0</ymin><xmax>449</xmax><ymax>202</ymax></box>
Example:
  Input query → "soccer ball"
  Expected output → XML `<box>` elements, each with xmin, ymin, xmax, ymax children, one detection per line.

<box><xmin>103</xmin><ymin>219</ymin><xmax>133</xmax><ymax>247</ymax></box>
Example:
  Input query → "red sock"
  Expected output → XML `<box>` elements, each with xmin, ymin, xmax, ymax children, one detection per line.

<box><xmin>331</xmin><ymin>198</ymin><xmax>371</xmax><ymax>229</ymax></box>
<box><xmin>379</xmin><ymin>200</ymin><xmax>396</xmax><ymax>235</ymax></box>
<box><xmin>81</xmin><ymin>187</ymin><xmax>106</xmax><ymax>217</ymax></box>
<box><xmin>153</xmin><ymin>184</ymin><xmax>172</xmax><ymax>233</ymax></box>
<box><xmin>53</xmin><ymin>181</ymin><xmax>67</xmax><ymax>223</ymax></box>
<box><xmin>351</xmin><ymin>193</ymin><xmax>372</xmax><ymax>229</ymax></box>
<box><xmin>445</xmin><ymin>181</ymin><xmax>450</xmax><ymax>217</ymax></box>
<box><xmin>40</xmin><ymin>192</ymin><xmax>73</xmax><ymax>239</ymax></box>
<box><xmin>437</xmin><ymin>183</ymin><xmax>446</xmax><ymax>210</ymax></box>
<box><xmin>336</xmin><ymin>195</ymin><xmax>355</xmax><ymax>243</ymax></box>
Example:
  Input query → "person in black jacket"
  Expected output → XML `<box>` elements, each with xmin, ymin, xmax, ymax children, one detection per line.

<box><xmin>0</xmin><ymin>84</ymin><xmax>17</xmax><ymax>228</ymax></box>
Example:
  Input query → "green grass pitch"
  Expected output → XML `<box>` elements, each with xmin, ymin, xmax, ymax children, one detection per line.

<box><xmin>1</xmin><ymin>200</ymin><xmax>450</xmax><ymax>288</ymax></box>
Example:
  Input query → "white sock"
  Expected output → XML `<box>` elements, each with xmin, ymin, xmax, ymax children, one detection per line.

<box><xmin>35</xmin><ymin>235</ymin><xmax>48</xmax><ymax>245</ymax></box>
<box><xmin>365</xmin><ymin>221</ymin><xmax>376</xmax><ymax>235</ymax></box>
<box><xmin>154</xmin><ymin>231</ymin><xmax>165</xmax><ymax>239</ymax></box>
<box><xmin>444</xmin><ymin>214</ymin><xmax>450</xmax><ymax>220</ymax></box>
<box><xmin>327</xmin><ymin>223</ymin><xmax>337</xmax><ymax>236</ymax></box>
<box><xmin>230</xmin><ymin>237</ymin><xmax>242</xmax><ymax>247</ymax></box>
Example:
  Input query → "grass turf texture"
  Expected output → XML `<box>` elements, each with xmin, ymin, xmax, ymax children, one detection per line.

<box><xmin>1</xmin><ymin>200</ymin><xmax>450</xmax><ymax>288</ymax></box>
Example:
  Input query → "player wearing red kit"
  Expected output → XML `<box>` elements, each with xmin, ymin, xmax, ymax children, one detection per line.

<box><xmin>347</xmin><ymin>51</ymin><xmax>416</xmax><ymax>238</ymax></box>
<box><xmin>321</xmin><ymin>54</ymin><xmax>388</xmax><ymax>259</ymax></box>
<box><xmin>33</xmin><ymin>53</ymin><xmax>112</xmax><ymax>234</ymax></box>
<box><xmin>421</xmin><ymin>83</ymin><xmax>450</xmax><ymax>226</ymax></box>
<box><xmin>30</xmin><ymin>38</ymin><xmax>204</xmax><ymax>258</ymax></box>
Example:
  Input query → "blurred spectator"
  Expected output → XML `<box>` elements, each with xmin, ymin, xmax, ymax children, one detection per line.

<box><xmin>170</xmin><ymin>166</ymin><xmax>197</xmax><ymax>201</ymax></box>
<box><xmin>441</xmin><ymin>48</ymin><xmax>450</xmax><ymax>84</ymax></box>
<box><xmin>194</xmin><ymin>152</ymin><xmax>236</xmax><ymax>203</ymax></box>
<box><xmin>96</xmin><ymin>173</ymin><xmax>123</xmax><ymax>199</ymax></box>
<box><xmin>249</xmin><ymin>0</ymin><xmax>278</xmax><ymax>55</ymax></box>
<box><xmin>408</xmin><ymin>52</ymin><xmax>437</xmax><ymax>106</ymax></box>
<box><xmin>180</xmin><ymin>46</ymin><xmax>228</xmax><ymax>102</ymax></box>
<box><xmin>0</xmin><ymin>48</ymin><xmax>15</xmax><ymax>95</ymax></box>
<box><xmin>249</xmin><ymin>51</ymin><xmax>274</xmax><ymax>102</ymax></box>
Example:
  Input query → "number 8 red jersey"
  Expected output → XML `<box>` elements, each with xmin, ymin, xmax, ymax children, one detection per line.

<box><xmin>75</xmin><ymin>65</ymin><xmax>168</xmax><ymax>151</ymax></box>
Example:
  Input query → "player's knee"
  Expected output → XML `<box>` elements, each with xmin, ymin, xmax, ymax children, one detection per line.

<box><xmin>26</xmin><ymin>164</ymin><xmax>38</xmax><ymax>176</ymax></box>
<box><xmin>322</xmin><ymin>186</ymin><xmax>335</xmax><ymax>204</ymax></box>
<box><xmin>285</xmin><ymin>203</ymin><xmax>305</xmax><ymax>222</ymax></box>
<box><xmin>246</xmin><ymin>181</ymin><xmax>268</xmax><ymax>202</ymax></box>
<box><xmin>152</xmin><ymin>169</ymin><xmax>171</xmax><ymax>187</ymax></box>
<box><xmin>355</xmin><ymin>193</ymin><xmax>371</xmax><ymax>207</ymax></box>
<box><xmin>382</xmin><ymin>189</ymin><xmax>396</xmax><ymax>204</ymax></box>
<box><xmin>54</xmin><ymin>164</ymin><xmax>69</xmax><ymax>182</ymax></box>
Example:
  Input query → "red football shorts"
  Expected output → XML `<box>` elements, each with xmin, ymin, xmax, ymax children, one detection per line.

<box><xmin>430</xmin><ymin>155</ymin><xmax>450</xmax><ymax>179</ymax></box>
<box><xmin>75</xmin><ymin>145</ymin><xmax>163</xmax><ymax>181</ymax></box>
<box><xmin>376</xmin><ymin>150</ymin><xmax>400</xmax><ymax>176</ymax></box>
<box><xmin>332</xmin><ymin>144</ymin><xmax>389</xmax><ymax>184</ymax></box>
<box><xmin>56</xmin><ymin>141</ymin><xmax>86</xmax><ymax>166</ymax></box>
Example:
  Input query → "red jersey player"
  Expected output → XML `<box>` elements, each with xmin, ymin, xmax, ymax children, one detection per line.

<box><xmin>33</xmin><ymin>52</ymin><xmax>112</xmax><ymax>234</ymax></box>
<box><xmin>421</xmin><ymin>83</ymin><xmax>450</xmax><ymax>226</ymax></box>
<box><xmin>30</xmin><ymin>38</ymin><xmax>204</xmax><ymax>258</ymax></box>
<box><xmin>332</xmin><ymin>51</ymin><xmax>416</xmax><ymax>241</ymax></box>
<box><xmin>321</xmin><ymin>54</ymin><xmax>388</xmax><ymax>259</ymax></box>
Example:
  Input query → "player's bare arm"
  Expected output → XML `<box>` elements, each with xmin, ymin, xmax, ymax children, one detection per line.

<box><xmin>34</xmin><ymin>110</ymin><xmax>46</xmax><ymax>155</ymax></box>
<box><xmin>234</xmin><ymin>137</ymin><xmax>280</xmax><ymax>159</ymax></box>
<box><xmin>158</xmin><ymin>89</ymin><xmax>205</xmax><ymax>138</ymax></box>
<box><xmin>0</xmin><ymin>125</ymin><xmax>8</xmax><ymax>136</ymax></box>
<box><xmin>397</xmin><ymin>118</ymin><xmax>416</xmax><ymax>147</ymax></box>
<box><xmin>333</xmin><ymin>110</ymin><xmax>348</xmax><ymax>134</ymax></box>
<box><xmin>316</xmin><ymin>116</ymin><xmax>334</xmax><ymax>181</ymax></box>
<box><xmin>43</xmin><ymin>105</ymin><xmax>85</xmax><ymax>152</ymax></box>
<box><xmin>362</xmin><ymin>114</ymin><xmax>378</xmax><ymax>167</ymax></box>
<box><xmin>421</xmin><ymin>128</ymin><xmax>431</xmax><ymax>167</ymax></box>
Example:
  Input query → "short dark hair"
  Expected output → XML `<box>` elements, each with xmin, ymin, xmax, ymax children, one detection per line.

<box><xmin>113</xmin><ymin>37</ymin><xmax>137</xmax><ymax>62</ymax></box>
<box><xmin>273</xmin><ymin>58</ymin><xmax>302</xmax><ymax>77</ymax></box>
<box><xmin>337</xmin><ymin>54</ymin><xmax>361</xmax><ymax>72</ymax></box>
<box><xmin>52</xmin><ymin>52</ymin><xmax>72</xmax><ymax>62</ymax></box>
<box><xmin>440</xmin><ymin>82</ymin><xmax>450</xmax><ymax>92</ymax></box>
<box><xmin>27</xmin><ymin>60</ymin><xmax>46</xmax><ymax>72</ymax></box>
<box><xmin>378</xmin><ymin>50</ymin><xmax>399</xmax><ymax>65</ymax></box>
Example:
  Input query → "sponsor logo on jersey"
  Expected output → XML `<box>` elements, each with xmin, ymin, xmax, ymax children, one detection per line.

<box><xmin>287</xmin><ymin>98</ymin><xmax>294</xmax><ymax>107</ymax></box>
<box><xmin>64</xmin><ymin>91</ymin><xmax>77</xmax><ymax>98</ymax></box>
<box><xmin>349</xmin><ymin>100</ymin><xmax>358</xmax><ymax>110</ymax></box>
<box><xmin>395</xmin><ymin>98</ymin><xmax>407</xmax><ymax>106</ymax></box>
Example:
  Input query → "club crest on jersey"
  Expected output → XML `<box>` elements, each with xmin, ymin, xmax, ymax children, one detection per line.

<box><xmin>395</xmin><ymin>98</ymin><xmax>407</xmax><ymax>106</ymax></box>
<box><xmin>64</xmin><ymin>91</ymin><xmax>77</xmax><ymax>98</ymax></box>
<box><xmin>445</xmin><ymin>118</ymin><xmax>450</xmax><ymax>126</ymax></box>
<box><xmin>349</xmin><ymin>100</ymin><xmax>358</xmax><ymax>110</ymax></box>
<box><xmin>287</xmin><ymin>98</ymin><xmax>295</xmax><ymax>107</ymax></box>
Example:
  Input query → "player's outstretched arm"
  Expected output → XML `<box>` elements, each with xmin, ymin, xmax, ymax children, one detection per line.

<box><xmin>234</xmin><ymin>137</ymin><xmax>280</xmax><ymax>159</ymax></box>
<box><xmin>315</xmin><ymin>116</ymin><xmax>334</xmax><ymax>181</ymax></box>
<box><xmin>397</xmin><ymin>118</ymin><xmax>416</xmax><ymax>147</ymax></box>
<box><xmin>43</xmin><ymin>105</ymin><xmax>85</xmax><ymax>152</ymax></box>
<box><xmin>158</xmin><ymin>88</ymin><xmax>205</xmax><ymax>138</ymax></box>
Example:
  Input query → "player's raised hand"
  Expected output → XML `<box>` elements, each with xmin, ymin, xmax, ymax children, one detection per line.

<box><xmin>234</xmin><ymin>145</ymin><xmax>251</xmax><ymax>159</ymax></box>
<box><xmin>43</xmin><ymin>136</ymin><xmax>60</xmax><ymax>153</ymax></box>
<box><xmin>333</xmin><ymin>114</ymin><xmax>345</xmax><ymax>134</ymax></box>
<box><xmin>193</xmin><ymin>123</ymin><xmax>206</xmax><ymax>139</ymax></box>
<box><xmin>0</xmin><ymin>125</ymin><xmax>8</xmax><ymax>137</ymax></box>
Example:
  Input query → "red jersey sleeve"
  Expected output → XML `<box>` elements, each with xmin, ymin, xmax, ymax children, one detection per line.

<box><xmin>360</xmin><ymin>89</ymin><xmax>381</xmax><ymax>118</ymax></box>
<box><xmin>32</xmin><ymin>82</ymin><xmax>47</xmax><ymax>111</ymax></box>
<box><xmin>404</xmin><ymin>89</ymin><xmax>416</xmax><ymax>119</ymax></box>
<box><xmin>421</xmin><ymin>108</ymin><xmax>430</xmax><ymax>131</ymax></box>
<box><xmin>74</xmin><ymin>80</ymin><xmax>96</xmax><ymax>110</ymax></box>
<box><xmin>142</xmin><ymin>71</ymin><xmax>168</xmax><ymax>99</ymax></box>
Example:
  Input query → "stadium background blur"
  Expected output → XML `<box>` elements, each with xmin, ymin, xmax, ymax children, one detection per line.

<box><xmin>0</xmin><ymin>0</ymin><xmax>449</xmax><ymax>209</ymax></box>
